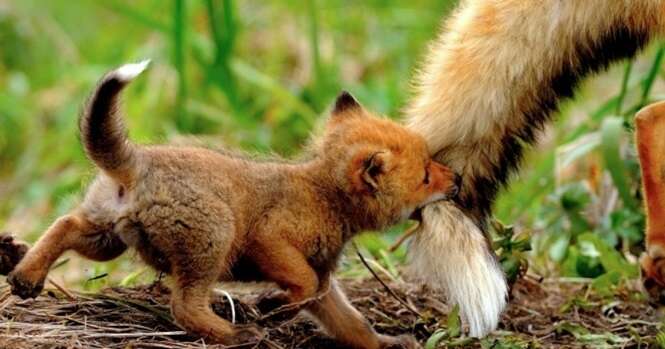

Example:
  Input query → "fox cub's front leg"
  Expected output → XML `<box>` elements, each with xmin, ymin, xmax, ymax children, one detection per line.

<box><xmin>636</xmin><ymin>101</ymin><xmax>665</xmax><ymax>301</ymax></box>
<box><xmin>251</xmin><ymin>238</ymin><xmax>320</xmax><ymax>316</ymax></box>
<box><xmin>307</xmin><ymin>277</ymin><xmax>420</xmax><ymax>349</ymax></box>
<box><xmin>250</xmin><ymin>238</ymin><xmax>419</xmax><ymax>348</ymax></box>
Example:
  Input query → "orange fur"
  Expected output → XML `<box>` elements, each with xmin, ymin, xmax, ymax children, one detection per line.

<box><xmin>636</xmin><ymin>102</ymin><xmax>665</xmax><ymax>296</ymax></box>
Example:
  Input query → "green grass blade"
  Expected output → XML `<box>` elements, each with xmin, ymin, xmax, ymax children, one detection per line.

<box><xmin>205</xmin><ymin>0</ymin><xmax>240</xmax><ymax>110</ymax></box>
<box><xmin>616</xmin><ymin>61</ymin><xmax>632</xmax><ymax>115</ymax></box>
<box><xmin>600</xmin><ymin>116</ymin><xmax>638</xmax><ymax>209</ymax></box>
<box><xmin>425</xmin><ymin>330</ymin><xmax>447</xmax><ymax>349</ymax></box>
<box><xmin>307</xmin><ymin>0</ymin><xmax>323</xmax><ymax>92</ymax></box>
<box><xmin>222</xmin><ymin>0</ymin><xmax>236</xmax><ymax>52</ymax></box>
<box><xmin>119</xmin><ymin>267</ymin><xmax>147</xmax><ymax>287</ymax></box>
<box><xmin>173</xmin><ymin>0</ymin><xmax>189</xmax><ymax>130</ymax></box>
<box><xmin>640</xmin><ymin>44</ymin><xmax>665</xmax><ymax>107</ymax></box>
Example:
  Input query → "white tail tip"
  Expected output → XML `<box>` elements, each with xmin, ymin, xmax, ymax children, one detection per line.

<box><xmin>408</xmin><ymin>201</ymin><xmax>508</xmax><ymax>338</ymax></box>
<box><xmin>112</xmin><ymin>59</ymin><xmax>151</xmax><ymax>82</ymax></box>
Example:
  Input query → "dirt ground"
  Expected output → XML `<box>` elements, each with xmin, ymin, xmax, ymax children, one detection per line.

<box><xmin>0</xmin><ymin>275</ymin><xmax>661</xmax><ymax>349</ymax></box>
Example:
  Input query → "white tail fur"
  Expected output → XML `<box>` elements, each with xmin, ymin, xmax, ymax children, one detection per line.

<box><xmin>112</xmin><ymin>59</ymin><xmax>151</xmax><ymax>82</ymax></box>
<box><xmin>408</xmin><ymin>202</ymin><xmax>507</xmax><ymax>337</ymax></box>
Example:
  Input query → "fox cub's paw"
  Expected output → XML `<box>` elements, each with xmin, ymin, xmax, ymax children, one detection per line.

<box><xmin>0</xmin><ymin>233</ymin><xmax>29</xmax><ymax>275</ymax></box>
<box><xmin>378</xmin><ymin>334</ymin><xmax>422</xmax><ymax>349</ymax></box>
<box><xmin>7</xmin><ymin>270</ymin><xmax>45</xmax><ymax>299</ymax></box>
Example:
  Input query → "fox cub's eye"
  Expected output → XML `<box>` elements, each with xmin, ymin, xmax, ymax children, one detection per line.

<box><xmin>423</xmin><ymin>168</ymin><xmax>430</xmax><ymax>185</ymax></box>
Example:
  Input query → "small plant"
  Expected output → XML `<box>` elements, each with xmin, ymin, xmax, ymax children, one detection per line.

<box><xmin>491</xmin><ymin>219</ymin><xmax>531</xmax><ymax>286</ymax></box>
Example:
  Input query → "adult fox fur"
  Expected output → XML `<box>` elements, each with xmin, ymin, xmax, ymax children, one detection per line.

<box><xmin>404</xmin><ymin>0</ymin><xmax>665</xmax><ymax>337</ymax></box>
<box><xmin>4</xmin><ymin>61</ymin><xmax>460</xmax><ymax>348</ymax></box>
<box><xmin>636</xmin><ymin>101</ymin><xmax>665</xmax><ymax>300</ymax></box>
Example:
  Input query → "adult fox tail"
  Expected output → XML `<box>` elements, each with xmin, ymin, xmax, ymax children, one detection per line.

<box><xmin>405</xmin><ymin>0</ymin><xmax>665</xmax><ymax>337</ymax></box>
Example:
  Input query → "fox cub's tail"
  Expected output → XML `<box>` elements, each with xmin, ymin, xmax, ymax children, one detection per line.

<box><xmin>80</xmin><ymin>60</ymin><xmax>150</xmax><ymax>187</ymax></box>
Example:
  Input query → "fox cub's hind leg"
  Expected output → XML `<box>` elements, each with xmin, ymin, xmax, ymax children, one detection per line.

<box><xmin>636</xmin><ymin>101</ymin><xmax>665</xmax><ymax>301</ymax></box>
<box><xmin>8</xmin><ymin>212</ymin><xmax>127</xmax><ymax>299</ymax></box>
<box><xmin>166</xmin><ymin>230</ymin><xmax>265</xmax><ymax>345</ymax></box>
<box><xmin>170</xmin><ymin>271</ymin><xmax>265</xmax><ymax>345</ymax></box>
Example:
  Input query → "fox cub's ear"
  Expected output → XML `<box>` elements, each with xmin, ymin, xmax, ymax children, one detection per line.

<box><xmin>351</xmin><ymin>151</ymin><xmax>389</xmax><ymax>193</ymax></box>
<box><xmin>332</xmin><ymin>91</ymin><xmax>362</xmax><ymax>115</ymax></box>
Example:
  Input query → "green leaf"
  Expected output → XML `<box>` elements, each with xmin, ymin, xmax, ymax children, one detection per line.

<box><xmin>379</xmin><ymin>249</ymin><xmax>400</xmax><ymax>279</ymax></box>
<box><xmin>556</xmin><ymin>132</ymin><xmax>600</xmax><ymax>170</ymax></box>
<box><xmin>560</xmin><ymin>183</ymin><xmax>591</xmax><ymax>212</ymax></box>
<box><xmin>555</xmin><ymin>321</ymin><xmax>590</xmax><ymax>338</ymax></box>
<box><xmin>591</xmin><ymin>270</ymin><xmax>622</xmax><ymax>297</ymax></box>
<box><xmin>447</xmin><ymin>304</ymin><xmax>462</xmax><ymax>338</ymax></box>
<box><xmin>656</xmin><ymin>331</ymin><xmax>665</xmax><ymax>348</ymax></box>
<box><xmin>575</xmin><ymin>255</ymin><xmax>604</xmax><ymax>278</ymax></box>
<box><xmin>549</xmin><ymin>233</ymin><xmax>571</xmax><ymax>262</ymax></box>
<box><xmin>577</xmin><ymin>233</ymin><xmax>637</xmax><ymax>278</ymax></box>
<box><xmin>501</xmin><ymin>257</ymin><xmax>520</xmax><ymax>282</ymax></box>
<box><xmin>119</xmin><ymin>267</ymin><xmax>147</xmax><ymax>287</ymax></box>
<box><xmin>425</xmin><ymin>329</ymin><xmax>448</xmax><ymax>349</ymax></box>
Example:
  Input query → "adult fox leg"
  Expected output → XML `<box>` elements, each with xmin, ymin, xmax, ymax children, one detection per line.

<box><xmin>636</xmin><ymin>101</ymin><xmax>665</xmax><ymax>299</ymax></box>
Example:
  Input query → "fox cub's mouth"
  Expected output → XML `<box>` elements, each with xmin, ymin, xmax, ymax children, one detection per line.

<box><xmin>430</xmin><ymin>172</ymin><xmax>462</xmax><ymax>205</ymax></box>
<box><xmin>410</xmin><ymin>173</ymin><xmax>462</xmax><ymax>221</ymax></box>
<box><xmin>426</xmin><ymin>172</ymin><xmax>461</xmax><ymax>206</ymax></box>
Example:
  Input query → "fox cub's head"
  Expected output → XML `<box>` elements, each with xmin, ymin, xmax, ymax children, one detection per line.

<box><xmin>320</xmin><ymin>91</ymin><xmax>460</xmax><ymax>228</ymax></box>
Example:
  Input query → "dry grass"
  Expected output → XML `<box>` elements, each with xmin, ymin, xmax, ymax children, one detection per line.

<box><xmin>0</xmin><ymin>276</ymin><xmax>661</xmax><ymax>349</ymax></box>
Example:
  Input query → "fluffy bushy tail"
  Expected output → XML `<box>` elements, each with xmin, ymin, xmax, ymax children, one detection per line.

<box><xmin>404</xmin><ymin>0</ymin><xmax>665</xmax><ymax>337</ymax></box>
<box><xmin>408</xmin><ymin>202</ymin><xmax>507</xmax><ymax>337</ymax></box>
<box><xmin>80</xmin><ymin>60</ymin><xmax>150</xmax><ymax>187</ymax></box>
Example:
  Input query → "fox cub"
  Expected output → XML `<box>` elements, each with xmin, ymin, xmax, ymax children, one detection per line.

<box><xmin>4</xmin><ymin>61</ymin><xmax>459</xmax><ymax>348</ymax></box>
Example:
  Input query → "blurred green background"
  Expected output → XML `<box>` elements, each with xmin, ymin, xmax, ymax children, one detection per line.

<box><xmin>1</xmin><ymin>0</ymin><xmax>664</xmax><ymax>292</ymax></box>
